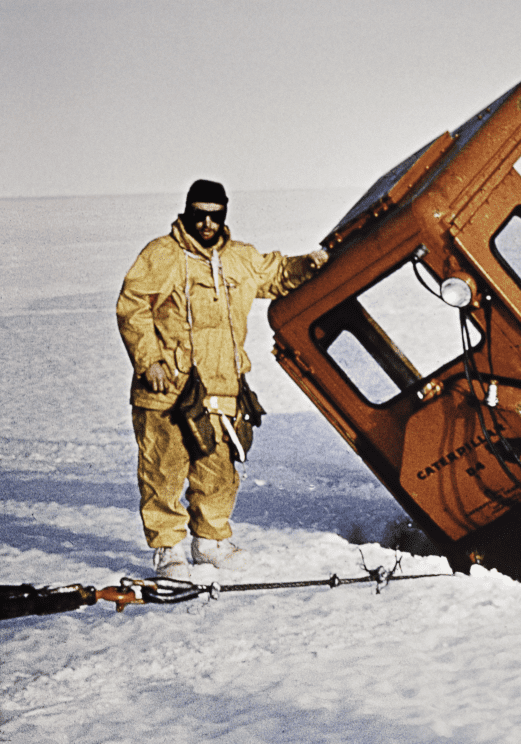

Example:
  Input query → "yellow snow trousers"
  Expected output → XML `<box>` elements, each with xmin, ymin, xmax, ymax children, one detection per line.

<box><xmin>132</xmin><ymin>407</ymin><xmax>240</xmax><ymax>548</ymax></box>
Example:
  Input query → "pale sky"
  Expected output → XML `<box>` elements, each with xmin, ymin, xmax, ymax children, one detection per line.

<box><xmin>1</xmin><ymin>0</ymin><xmax>521</xmax><ymax>198</ymax></box>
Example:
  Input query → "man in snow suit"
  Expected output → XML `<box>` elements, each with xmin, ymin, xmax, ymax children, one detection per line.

<box><xmin>117</xmin><ymin>179</ymin><xmax>328</xmax><ymax>578</ymax></box>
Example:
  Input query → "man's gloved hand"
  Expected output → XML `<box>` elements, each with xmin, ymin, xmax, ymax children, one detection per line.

<box><xmin>308</xmin><ymin>249</ymin><xmax>329</xmax><ymax>270</ymax></box>
<box><xmin>146</xmin><ymin>361</ymin><xmax>171</xmax><ymax>393</ymax></box>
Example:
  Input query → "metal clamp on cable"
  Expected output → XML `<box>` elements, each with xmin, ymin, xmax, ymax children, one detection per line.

<box><xmin>209</xmin><ymin>582</ymin><xmax>221</xmax><ymax>600</ymax></box>
<box><xmin>141</xmin><ymin>578</ymin><xmax>207</xmax><ymax>605</ymax></box>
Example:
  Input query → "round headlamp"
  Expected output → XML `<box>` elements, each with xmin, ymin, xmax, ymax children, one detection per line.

<box><xmin>440</xmin><ymin>274</ymin><xmax>475</xmax><ymax>308</ymax></box>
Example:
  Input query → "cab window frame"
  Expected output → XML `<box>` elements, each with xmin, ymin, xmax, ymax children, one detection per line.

<box><xmin>312</xmin><ymin>259</ymin><xmax>484</xmax><ymax>408</ymax></box>
<box><xmin>490</xmin><ymin>205</ymin><xmax>521</xmax><ymax>287</ymax></box>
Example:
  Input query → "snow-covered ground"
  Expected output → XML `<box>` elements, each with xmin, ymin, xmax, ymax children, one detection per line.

<box><xmin>1</xmin><ymin>192</ymin><xmax>521</xmax><ymax>743</ymax></box>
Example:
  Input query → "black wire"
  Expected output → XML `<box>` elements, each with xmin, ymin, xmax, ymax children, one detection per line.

<box><xmin>461</xmin><ymin>314</ymin><xmax>487</xmax><ymax>396</ymax></box>
<box><xmin>459</xmin><ymin>309</ymin><xmax>521</xmax><ymax>498</ymax></box>
<box><xmin>478</xmin><ymin>297</ymin><xmax>521</xmax><ymax>468</ymax></box>
<box><xmin>484</xmin><ymin>295</ymin><xmax>495</xmax><ymax>376</ymax></box>
<box><xmin>462</xmin><ymin>309</ymin><xmax>521</xmax><ymax>469</ymax></box>
<box><xmin>412</xmin><ymin>259</ymin><xmax>442</xmax><ymax>298</ymax></box>
<box><xmin>408</xmin><ymin>264</ymin><xmax>521</xmax><ymax>501</ymax></box>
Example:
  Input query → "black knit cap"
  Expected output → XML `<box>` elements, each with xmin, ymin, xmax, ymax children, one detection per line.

<box><xmin>181</xmin><ymin>179</ymin><xmax>229</xmax><ymax>246</ymax></box>
<box><xmin>185</xmin><ymin>179</ymin><xmax>228</xmax><ymax>210</ymax></box>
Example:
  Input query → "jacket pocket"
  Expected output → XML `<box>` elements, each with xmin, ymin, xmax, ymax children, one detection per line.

<box><xmin>189</xmin><ymin>278</ymin><xmax>223</xmax><ymax>329</ymax></box>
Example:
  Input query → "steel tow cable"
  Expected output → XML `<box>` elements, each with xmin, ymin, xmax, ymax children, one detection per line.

<box><xmin>0</xmin><ymin>552</ymin><xmax>453</xmax><ymax>619</ymax></box>
<box><xmin>141</xmin><ymin>572</ymin><xmax>452</xmax><ymax>604</ymax></box>
<box><xmin>139</xmin><ymin>553</ymin><xmax>452</xmax><ymax>605</ymax></box>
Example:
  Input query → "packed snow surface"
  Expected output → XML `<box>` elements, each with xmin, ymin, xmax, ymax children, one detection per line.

<box><xmin>1</xmin><ymin>193</ymin><xmax>521</xmax><ymax>743</ymax></box>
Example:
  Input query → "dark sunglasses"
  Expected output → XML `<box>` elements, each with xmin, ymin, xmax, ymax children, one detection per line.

<box><xmin>192</xmin><ymin>207</ymin><xmax>226</xmax><ymax>225</ymax></box>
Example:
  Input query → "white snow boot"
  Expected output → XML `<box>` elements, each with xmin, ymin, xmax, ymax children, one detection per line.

<box><xmin>153</xmin><ymin>544</ymin><xmax>190</xmax><ymax>580</ymax></box>
<box><xmin>191</xmin><ymin>537</ymin><xmax>246</xmax><ymax>570</ymax></box>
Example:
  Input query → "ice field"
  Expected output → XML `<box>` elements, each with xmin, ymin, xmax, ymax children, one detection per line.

<box><xmin>1</xmin><ymin>191</ymin><xmax>521</xmax><ymax>743</ymax></box>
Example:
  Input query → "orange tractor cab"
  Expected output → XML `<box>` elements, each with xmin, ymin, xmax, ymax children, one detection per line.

<box><xmin>269</xmin><ymin>81</ymin><xmax>521</xmax><ymax>577</ymax></box>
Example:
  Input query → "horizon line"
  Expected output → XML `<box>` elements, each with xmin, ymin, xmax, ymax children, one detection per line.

<box><xmin>0</xmin><ymin>185</ymin><xmax>362</xmax><ymax>202</ymax></box>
